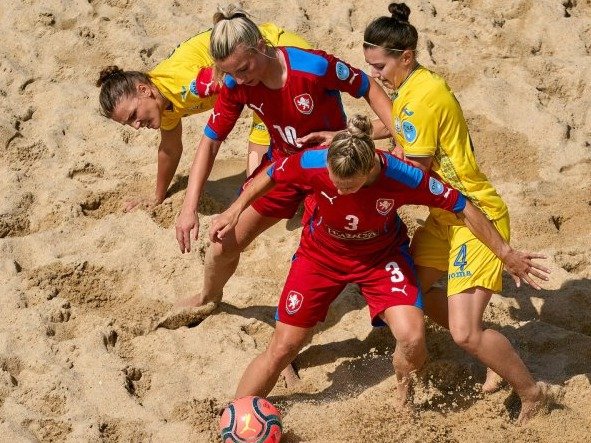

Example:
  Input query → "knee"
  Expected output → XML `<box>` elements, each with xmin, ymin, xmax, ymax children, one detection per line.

<box><xmin>450</xmin><ymin>325</ymin><xmax>481</xmax><ymax>352</ymax></box>
<box><xmin>209</xmin><ymin>237</ymin><xmax>242</xmax><ymax>258</ymax></box>
<box><xmin>266</xmin><ymin>340</ymin><xmax>300</xmax><ymax>368</ymax></box>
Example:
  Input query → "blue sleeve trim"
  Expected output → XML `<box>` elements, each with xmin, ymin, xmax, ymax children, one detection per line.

<box><xmin>204</xmin><ymin>125</ymin><xmax>219</xmax><ymax>140</ymax></box>
<box><xmin>267</xmin><ymin>164</ymin><xmax>275</xmax><ymax>178</ymax></box>
<box><xmin>357</xmin><ymin>71</ymin><xmax>370</xmax><ymax>97</ymax></box>
<box><xmin>453</xmin><ymin>194</ymin><xmax>467</xmax><ymax>212</ymax></box>
<box><xmin>300</xmin><ymin>149</ymin><xmax>328</xmax><ymax>169</ymax></box>
<box><xmin>286</xmin><ymin>47</ymin><xmax>328</xmax><ymax>76</ymax></box>
<box><xmin>383</xmin><ymin>154</ymin><xmax>423</xmax><ymax>188</ymax></box>
<box><xmin>223</xmin><ymin>75</ymin><xmax>237</xmax><ymax>89</ymax></box>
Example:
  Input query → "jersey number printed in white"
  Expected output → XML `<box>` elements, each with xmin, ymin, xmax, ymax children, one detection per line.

<box><xmin>344</xmin><ymin>215</ymin><xmax>359</xmax><ymax>231</ymax></box>
<box><xmin>385</xmin><ymin>261</ymin><xmax>407</xmax><ymax>295</ymax></box>
<box><xmin>273</xmin><ymin>125</ymin><xmax>301</xmax><ymax>148</ymax></box>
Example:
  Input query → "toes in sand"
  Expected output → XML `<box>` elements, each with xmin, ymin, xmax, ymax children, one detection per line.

<box><xmin>516</xmin><ymin>381</ymin><xmax>564</xmax><ymax>426</ymax></box>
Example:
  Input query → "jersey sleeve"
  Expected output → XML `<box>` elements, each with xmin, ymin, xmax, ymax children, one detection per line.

<box><xmin>383</xmin><ymin>154</ymin><xmax>466</xmax><ymax>213</ymax></box>
<box><xmin>396</xmin><ymin>99</ymin><xmax>439</xmax><ymax>158</ymax></box>
<box><xmin>289</xmin><ymin>48</ymin><xmax>369</xmax><ymax>98</ymax></box>
<box><xmin>267</xmin><ymin>153</ymin><xmax>308</xmax><ymax>186</ymax></box>
<box><xmin>203</xmin><ymin>75</ymin><xmax>244</xmax><ymax>141</ymax></box>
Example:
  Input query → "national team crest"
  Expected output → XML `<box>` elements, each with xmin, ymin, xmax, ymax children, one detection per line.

<box><xmin>285</xmin><ymin>291</ymin><xmax>304</xmax><ymax>315</ymax></box>
<box><xmin>376</xmin><ymin>198</ymin><xmax>395</xmax><ymax>215</ymax></box>
<box><xmin>294</xmin><ymin>94</ymin><xmax>314</xmax><ymax>115</ymax></box>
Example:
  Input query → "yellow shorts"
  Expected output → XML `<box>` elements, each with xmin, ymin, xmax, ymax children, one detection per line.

<box><xmin>410</xmin><ymin>213</ymin><xmax>510</xmax><ymax>296</ymax></box>
<box><xmin>248</xmin><ymin>113</ymin><xmax>270</xmax><ymax>145</ymax></box>
<box><xmin>248</xmin><ymin>31</ymin><xmax>311</xmax><ymax>146</ymax></box>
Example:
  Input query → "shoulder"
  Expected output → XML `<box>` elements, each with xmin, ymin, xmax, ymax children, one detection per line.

<box><xmin>285</xmin><ymin>47</ymin><xmax>330</xmax><ymax>77</ymax></box>
<box><xmin>381</xmin><ymin>152</ymin><xmax>424</xmax><ymax>189</ymax></box>
<box><xmin>406</xmin><ymin>67</ymin><xmax>457</xmax><ymax>107</ymax></box>
<box><xmin>299</xmin><ymin>148</ymin><xmax>329</xmax><ymax>169</ymax></box>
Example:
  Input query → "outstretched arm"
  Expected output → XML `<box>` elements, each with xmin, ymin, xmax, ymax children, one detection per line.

<box><xmin>209</xmin><ymin>167</ymin><xmax>276</xmax><ymax>242</ymax></box>
<box><xmin>175</xmin><ymin>134</ymin><xmax>222</xmax><ymax>253</ymax></box>
<box><xmin>459</xmin><ymin>201</ymin><xmax>550</xmax><ymax>289</ymax></box>
<box><xmin>123</xmin><ymin>123</ymin><xmax>184</xmax><ymax>212</ymax></box>
<box><xmin>155</xmin><ymin>122</ymin><xmax>184</xmax><ymax>203</ymax></box>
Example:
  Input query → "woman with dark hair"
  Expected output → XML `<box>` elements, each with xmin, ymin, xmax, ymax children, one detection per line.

<box><xmin>361</xmin><ymin>2</ymin><xmax>553</xmax><ymax>424</ymax></box>
<box><xmin>96</xmin><ymin>23</ymin><xmax>310</xmax><ymax>211</ymax></box>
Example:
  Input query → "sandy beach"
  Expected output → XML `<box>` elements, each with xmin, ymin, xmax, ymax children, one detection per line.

<box><xmin>0</xmin><ymin>0</ymin><xmax>590</xmax><ymax>441</ymax></box>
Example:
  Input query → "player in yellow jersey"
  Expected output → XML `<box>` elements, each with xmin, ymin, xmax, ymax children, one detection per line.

<box><xmin>96</xmin><ymin>23</ymin><xmax>310</xmax><ymax>211</ymax></box>
<box><xmin>360</xmin><ymin>2</ymin><xmax>557</xmax><ymax>425</ymax></box>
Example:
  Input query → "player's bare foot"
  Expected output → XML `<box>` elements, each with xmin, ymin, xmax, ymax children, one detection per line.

<box><xmin>482</xmin><ymin>368</ymin><xmax>505</xmax><ymax>394</ymax></box>
<box><xmin>393</xmin><ymin>378</ymin><xmax>414</xmax><ymax>412</ymax></box>
<box><xmin>173</xmin><ymin>294</ymin><xmax>209</xmax><ymax>309</ymax></box>
<box><xmin>280</xmin><ymin>363</ymin><xmax>301</xmax><ymax>388</ymax></box>
<box><xmin>516</xmin><ymin>382</ymin><xmax>563</xmax><ymax>426</ymax></box>
<box><xmin>155</xmin><ymin>302</ymin><xmax>217</xmax><ymax>330</ymax></box>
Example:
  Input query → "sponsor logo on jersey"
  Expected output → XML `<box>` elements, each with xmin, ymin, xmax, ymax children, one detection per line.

<box><xmin>335</xmin><ymin>61</ymin><xmax>350</xmax><ymax>81</ymax></box>
<box><xmin>402</xmin><ymin>121</ymin><xmax>417</xmax><ymax>143</ymax></box>
<box><xmin>285</xmin><ymin>290</ymin><xmax>303</xmax><ymax>315</ymax></box>
<box><xmin>376</xmin><ymin>198</ymin><xmax>395</xmax><ymax>215</ymax></box>
<box><xmin>402</xmin><ymin>106</ymin><xmax>414</xmax><ymax>116</ymax></box>
<box><xmin>294</xmin><ymin>94</ymin><xmax>314</xmax><ymax>115</ymax></box>
<box><xmin>248</xmin><ymin>102</ymin><xmax>264</xmax><ymax>116</ymax></box>
<box><xmin>428</xmin><ymin>177</ymin><xmax>444</xmax><ymax>195</ymax></box>
<box><xmin>180</xmin><ymin>85</ymin><xmax>188</xmax><ymax>101</ymax></box>
<box><xmin>395</xmin><ymin>117</ymin><xmax>402</xmax><ymax>134</ymax></box>
<box><xmin>326</xmin><ymin>227</ymin><xmax>378</xmax><ymax>241</ymax></box>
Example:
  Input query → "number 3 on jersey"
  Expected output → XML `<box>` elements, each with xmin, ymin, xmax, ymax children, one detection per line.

<box><xmin>273</xmin><ymin>125</ymin><xmax>301</xmax><ymax>148</ymax></box>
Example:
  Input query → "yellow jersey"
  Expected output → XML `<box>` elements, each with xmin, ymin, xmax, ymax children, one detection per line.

<box><xmin>149</xmin><ymin>23</ymin><xmax>311</xmax><ymax>134</ymax></box>
<box><xmin>391</xmin><ymin>65</ymin><xmax>507</xmax><ymax>224</ymax></box>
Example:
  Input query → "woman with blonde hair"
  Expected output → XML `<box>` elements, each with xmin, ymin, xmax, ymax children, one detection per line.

<box><xmin>174</xmin><ymin>5</ymin><xmax>395</xmax><ymax>313</ymax></box>
<box><xmin>209</xmin><ymin>114</ymin><xmax>546</xmax><ymax>408</ymax></box>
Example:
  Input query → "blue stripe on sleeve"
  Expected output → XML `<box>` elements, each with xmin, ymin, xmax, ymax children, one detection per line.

<box><xmin>204</xmin><ymin>125</ymin><xmax>219</xmax><ymax>140</ymax></box>
<box><xmin>453</xmin><ymin>193</ymin><xmax>467</xmax><ymax>212</ymax></box>
<box><xmin>267</xmin><ymin>164</ymin><xmax>275</xmax><ymax>177</ymax></box>
<box><xmin>300</xmin><ymin>149</ymin><xmax>328</xmax><ymax>169</ymax></box>
<box><xmin>286</xmin><ymin>47</ymin><xmax>328</xmax><ymax>76</ymax></box>
<box><xmin>384</xmin><ymin>154</ymin><xmax>423</xmax><ymax>188</ymax></box>
<box><xmin>223</xmin><ymin>75</ymin><xmax>237</xmax><ymax>89</ymax></box>
<box><xmin>357</xmin><ymin>71</ymin><xmax>370</xmax><ymax>97</ymax></box>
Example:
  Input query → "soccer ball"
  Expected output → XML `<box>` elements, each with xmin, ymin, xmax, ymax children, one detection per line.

<box><xmin>219</xmin><ymin>396</ymin><xmax>282</xmax><ymax>443</ymax></box>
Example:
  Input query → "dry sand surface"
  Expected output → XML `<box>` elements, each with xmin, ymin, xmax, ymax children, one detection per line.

<box><xmin>1</xmin><ymin>0</ymin><xmax>591</xmax><ymax>441</ymax></box>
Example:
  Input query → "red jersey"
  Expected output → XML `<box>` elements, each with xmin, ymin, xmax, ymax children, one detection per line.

<box><xmin>203</xmin><ymin>47</ymin><xmax>370</xmax><ymax>160</ymax></box>
<box><xmin>269</xmin><ymin>149</ymin><xmax>467</xmax><ymax>262</ymax></box>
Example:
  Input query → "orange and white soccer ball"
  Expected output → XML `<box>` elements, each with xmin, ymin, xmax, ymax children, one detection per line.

<box><xmin>219</xmin><ymin>396</ymin><xmax>282</xmax><ymax>443</ymax></box>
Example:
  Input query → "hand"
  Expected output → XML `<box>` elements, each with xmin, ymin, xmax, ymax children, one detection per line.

<box><xmin>175</xmin><ymin>209</ymin><xmax>199</xmax><ymax>253</ymax></box>
<box><xmin>296</xmin><ymin>130</ymin><xmax>338</xmax><ymax>147</ymax></box>
<box><xmin>389</xmin><ymin>143</ymin><xmax>405</xmax><ymax>159</ymax></box>
<box><xmin>503</xmin><ymin>250</ymin><xmax>550</xmax><ymax>290</ymax></box>
<box><xmin>209</xmin><ymin>208</ymin><xmax>241</xmax><ymax>243</ymax></box>
<box><xmin>122</xmin><ymin>196</ymin><xmax>161</xmax><ymax>212</ymax></box>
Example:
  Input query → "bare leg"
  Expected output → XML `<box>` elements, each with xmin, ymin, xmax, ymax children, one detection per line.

<box><xmin>416</xmin><ymin>265</ymin><xmax>502</xmax><ymax>391</ymax></box>
<box><xmin>447</xmin><ymin>287</ymin><xmax>545</xmax><ymax>424</ymax></box>
<box><xmin>380</xmin><ymin>305</ymin><xmax>427</xmax><ymax>409</ymax></box>
<box><xmin>175</xmin><ymin>206</ymin><xmax>281</xmax><ymax>308</ymax></box>
<box><xmin>246</xmin><ymin>141</ymin><xmax>268</xmax><ymax>176</ymax></box>
<box><xmin>235</xmin><ymin>322</ymin><xmax>311</xmax><ymax>398</ymax></box>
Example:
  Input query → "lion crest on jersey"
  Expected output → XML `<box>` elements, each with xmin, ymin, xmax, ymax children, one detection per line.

<box><xmin>294</xmin><ymin>93</ymin><xmax>314</xmax><ymax>115</ymax></box>
<box><xmin>376</xmin><ymin>198</ymin><xmax>395</xmax><ymax>215</ymax></box>
<box><xmin>285</xmin><ymin>291</ymin><xmax>304</xmax><ymax>315</ymax></box>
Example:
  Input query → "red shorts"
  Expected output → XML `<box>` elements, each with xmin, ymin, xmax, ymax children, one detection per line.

<box><xmin>243</xmin><ymin>155</ymin><xmax>311</xmax><ymax>219</ymax></box>
<box><xmin>276</xmin><ymin>242</ymin><xmax>423</xmax><ymax>328</ymax></box>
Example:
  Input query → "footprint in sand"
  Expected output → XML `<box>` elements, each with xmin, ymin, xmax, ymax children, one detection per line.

<box><xmin>154</xmin><ymin>302</ymin><xmax>217</xmax><ymax>330</ymax></box>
